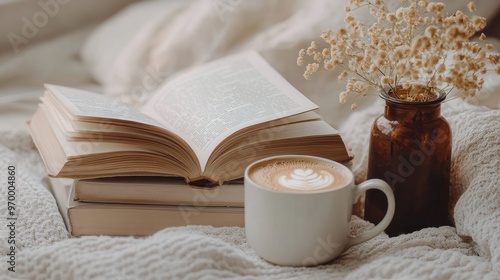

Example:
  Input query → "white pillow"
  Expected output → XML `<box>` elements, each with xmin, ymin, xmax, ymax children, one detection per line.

<box><xmin>80</xmin><ymin>0</ymin><xmax>188</xmax><ymax>86</ymax></box>
<box><xmin>0</xmin><ymin>0</ymin><xmax>140</xmax><ymax>54</ymax></box>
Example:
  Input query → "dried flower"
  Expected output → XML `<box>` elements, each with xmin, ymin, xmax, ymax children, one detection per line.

<box><xmin>467</xmin><ymin>2</ymin><xmax>476</xmax><ymax>12</ymax></box>
<box><xmin>298</xmin><ymin>0</ymin><xmax>500</xmax><ymax>108</ymax></box>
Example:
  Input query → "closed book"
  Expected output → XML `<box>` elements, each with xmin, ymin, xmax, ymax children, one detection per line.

<box><xmin>74</xmin><ymin>177</ymin><xmax>244</xmax><ymax>207</ymax></box>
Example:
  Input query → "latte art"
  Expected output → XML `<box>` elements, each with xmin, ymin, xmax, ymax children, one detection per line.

<box><xmin>248</xmin><ymin>158</ymin><xmax>350</xmax><ymax>192</ymax></box>
<box><xmin>278</xmin><ymin>169</ymin><xmax>334</xmax><ymax>191</ymax></box>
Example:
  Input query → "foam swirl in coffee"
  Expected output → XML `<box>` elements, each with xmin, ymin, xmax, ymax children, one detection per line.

<box><xmin>278</xmin><ymin>168</ymin><xmax>334</xmax><ymax>191</ymax></box>
<box><xmin>249</xmin><ymin>158</ymin><xmax>350</xmax><ymax>192</ymax></box>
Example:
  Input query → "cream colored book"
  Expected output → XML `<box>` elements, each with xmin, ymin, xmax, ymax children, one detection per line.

<box><xmin>49</xmin><ymin>179</ymin><xmax>244</xmax><ymax>236</ymax></box>
<box><xmin>74</xmin><ymin>177</ymin><xmax>244</xmax><ymax>207</ymax></box>
<box><xmin>29</xmin><ymin>51</ymin><xmax>351</xmax><ymax>187</ymax></box>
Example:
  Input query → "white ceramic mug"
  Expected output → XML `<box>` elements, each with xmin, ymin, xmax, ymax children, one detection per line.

<box><xmin>244</xmin><ymin>155</ymin><xmax>395</xmax><ymax>266</ymax></box>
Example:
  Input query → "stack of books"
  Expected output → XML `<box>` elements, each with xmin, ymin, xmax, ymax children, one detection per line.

<box><xmin>30</xmin><ymin>52</ymin><xmax>352</xmax><ymax>236</ymax></box>
<box><xmin>49</xmin><ymin>177</ymin><xmax>245</xmax><ymax>236</ymax></box>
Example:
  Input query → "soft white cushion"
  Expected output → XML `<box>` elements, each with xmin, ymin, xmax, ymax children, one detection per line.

<box><xmin>0</xmin><ymin>0</ymin><xmax>140</xmax><ymax>54</ymax></box>
<box><xmin>80</xmin><ymin>0</ymin><xmax>187</xmax><ymax>86</ymax></box>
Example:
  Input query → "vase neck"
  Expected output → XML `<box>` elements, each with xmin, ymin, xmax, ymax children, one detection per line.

<box><xmin>384</xmin><ymin>100</ymin><xmax>442</xmax><ymax>123</ymax></box>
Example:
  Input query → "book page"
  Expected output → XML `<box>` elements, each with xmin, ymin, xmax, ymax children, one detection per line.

<box><xmin>142</xmin><ymin>51</ymin><xmax>318</xmax><ymax>170</ymax></box>
<box><xmin>45</xmin><ymin>84</ymin><xmax>164</xmax><ymax>128</ymax></box>
<box><xmin>39</xmin><ymin>105</ymin><xmax>151</xmax><ymax>157</ymax></box>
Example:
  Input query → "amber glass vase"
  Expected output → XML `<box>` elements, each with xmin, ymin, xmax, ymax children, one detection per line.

<box><xmin>365</xmin><ymin>88</ymin><xmax>451</xmax><ymax>236</ymax></box>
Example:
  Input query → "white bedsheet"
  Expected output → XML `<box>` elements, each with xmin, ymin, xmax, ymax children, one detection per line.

<box><xmin>1</xmin><ymin>0</ymin><xmax>500</xmax><ymax>279</ymax></box>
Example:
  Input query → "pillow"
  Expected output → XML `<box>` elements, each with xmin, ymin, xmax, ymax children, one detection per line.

<box><xmin>80</xmin><ymin>0</ymin><xmax>187</xmax><ymax>86</ymax></box>
<box><xmin>0</xmin><ymin>0</ymin><xmax>140</xmax><ymax>54</ymax></box>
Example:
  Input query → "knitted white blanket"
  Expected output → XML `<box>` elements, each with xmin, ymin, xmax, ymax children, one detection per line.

<box><xmin>1</xmin><ymin>99</ymin><xmax>499</xmax><ymax>280</ymax></box>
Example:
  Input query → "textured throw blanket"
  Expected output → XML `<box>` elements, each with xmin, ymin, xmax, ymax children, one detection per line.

<box><xmin>1</xmin><ymin>99</ymin><xmax>499</xmax><ymax>280</ymax></box>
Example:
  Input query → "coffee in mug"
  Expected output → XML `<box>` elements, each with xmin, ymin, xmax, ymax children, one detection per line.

<box><xmin>248</xmin><ymin>158</ymin><xmax>350</xmax><ymax>192</ymax></box>
<box><xmin>245</xmin><ymin>155</ymin><xmax>395</xmax><ymax>266</ymax></box>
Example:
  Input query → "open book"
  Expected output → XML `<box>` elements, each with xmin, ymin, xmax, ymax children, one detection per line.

<box><xmin>29</xmin><ymin>52</ymin><xmax>351</xmax><ymax>186</ymax></box>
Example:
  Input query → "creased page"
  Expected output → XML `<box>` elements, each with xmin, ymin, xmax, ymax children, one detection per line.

<box><xmin>45</xmin><ymin>84</ymin><xmax>164</xmax><ymax>128</ymax></box>
<box><xmin>142</xmin><ymin>51</ymin><xmax>318</xmax><ymax>171</ymax></box>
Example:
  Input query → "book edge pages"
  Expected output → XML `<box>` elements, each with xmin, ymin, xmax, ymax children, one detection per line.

<box><xmin>74</xmin><ymin>177</ymin><xmax>244</xmax><ymax>207</ymax></box>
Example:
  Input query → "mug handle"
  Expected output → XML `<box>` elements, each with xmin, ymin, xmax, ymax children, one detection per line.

<box><xmin>347</xmin><ymin>179</ymin><xmax>395</xmax><ymax>248</ymax></box>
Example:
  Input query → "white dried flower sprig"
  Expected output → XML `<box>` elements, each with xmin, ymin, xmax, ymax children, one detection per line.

<box><xmin>298</xmin><ymin>0</ymin><xmax>500</xmax><ymax>108</ymax></box>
